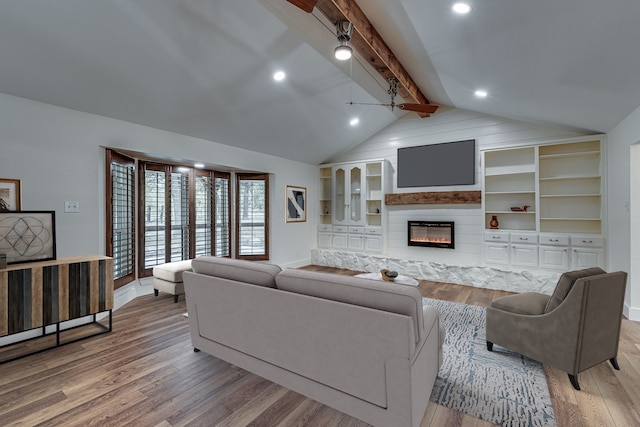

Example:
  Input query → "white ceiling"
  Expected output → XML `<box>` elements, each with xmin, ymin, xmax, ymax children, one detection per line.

<box><xmin>1</xmin><ymin>0</ymin><xmax>639</xmax><ymax>165</ymax></box>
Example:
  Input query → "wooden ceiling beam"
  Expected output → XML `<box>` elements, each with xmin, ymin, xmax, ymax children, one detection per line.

<box><xmin>295</xmin><ymin>0</ymin><xmax>433</xmax><ymax>117</ymax></box>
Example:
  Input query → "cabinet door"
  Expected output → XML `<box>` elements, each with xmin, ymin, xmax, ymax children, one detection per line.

<box><xmin>333</xmin><ymin>166</ymin><xmax>347</xmax><ymax>225</ymax></box>
<box><xmin>318</xmin><ymin>232</ymin><xmax>332</xmax><ymax>248</ymax></box>
<box><xmin>332</xmin><ymin>233</ymin><xmax>348</xmax><ymax>249</ymax></box>
<box><xmin>348</xmin><ymin>233</ymin><xmax>364</xmax><ymax>250</ymax></box>
<box><xmin>539</xmin><ymin>246</ymin><xmax>570</xmax><ymax>271</ymax></box>
<box><xmin>364</xmin><ymin>235</ymin><xmax>383</xmax><ymax>252</ymax></box>
<box><xmin>571</xmin><ymin>247</ymin><xmax>604</xmax><ymax>269</ymax></box>
<box><xmin>484</xmin><ymin>242</ymin><xmax>510</xmax><ymax>265</ymax></box>
<box><xmin>348</xmin><ymin>164</ymin><xmax>364</xmax><ymax>225</ymax></box>
<box><xmin>510</xmin><ymin>244</ymin><xmax>538</xmax><ymax>268</ymax></box>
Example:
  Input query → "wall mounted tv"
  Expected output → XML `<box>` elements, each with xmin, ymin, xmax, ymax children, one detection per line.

<box><xmin>397</xmin><ymin>139</ymin><xmax>476</xmax><ymax>187</ymax></box>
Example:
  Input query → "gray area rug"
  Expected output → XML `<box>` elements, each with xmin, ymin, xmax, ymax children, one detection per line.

<box><xmin>424</xmin><ymin>298</ymin><xmax>556</xmax><ymax>426</ymax></box>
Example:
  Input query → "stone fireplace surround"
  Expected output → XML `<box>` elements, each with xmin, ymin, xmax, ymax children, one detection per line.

<box><xmin>311</xmin><ymin>249</ymin><xmax>559</xmax><ymax>294</ymax></box>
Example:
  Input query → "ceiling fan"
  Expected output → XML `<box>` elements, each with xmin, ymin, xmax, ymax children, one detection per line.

<box><xmin>348</xmin><ymin>77</ymin><xmax>439</xmax><ymax>115</ymax></box>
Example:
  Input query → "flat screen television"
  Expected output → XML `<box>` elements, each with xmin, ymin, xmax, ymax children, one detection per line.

<box><xmin>397</xmin><ymin>139</ymin><xmax>475</xmax><ymax>187</ymax></box>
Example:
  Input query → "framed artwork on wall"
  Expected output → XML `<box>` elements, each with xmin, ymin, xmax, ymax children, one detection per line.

<box><xmin>0</xmin><ymin>178</ymin><xmax>21</xmax><ymax>211</ymax></box>
<box><xmin>0</xmin><ymin>210</ymin><xmax>56</xmax><ymax>264</ymax></box>
<box><xmin>286</xmin><ymin>185</ymin><xmax>306</xmax><ymax>223</ymax></box>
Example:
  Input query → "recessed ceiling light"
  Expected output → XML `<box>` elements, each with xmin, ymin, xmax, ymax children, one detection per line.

<box><xmin>474</xmin><ymin>89</ymin><xmax>488</xmax><ymax>98</ymax></box>
<box><xmin>350</xmin><ymin>117</ymin><xmax>360</xmax><ymax>126</ymax></box>
<box><xmin>273</xmin><ymin>71</ymin><xmax>286</xmax><ymax>81</ymax></box>
<box><xmin>452</xmin><ymin>2</ymin><xmax>471</xmax><ymax>14</ymax></box>
<box><xmin>194</xmin><ymin>163</ymin><xmax>205</xmax><ymax>169</ymax></box>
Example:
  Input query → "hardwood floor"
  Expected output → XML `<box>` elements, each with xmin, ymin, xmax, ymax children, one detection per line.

<box><xmin>0</xmin><ymin>266</ymin><xmax>638</xmax><ymax>426</ymax></box>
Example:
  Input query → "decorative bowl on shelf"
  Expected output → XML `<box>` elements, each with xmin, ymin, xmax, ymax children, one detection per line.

<box><xmin>510</xmin><ymin>205</ymin><xmax>530</xmax><ymax>212</ymax></box>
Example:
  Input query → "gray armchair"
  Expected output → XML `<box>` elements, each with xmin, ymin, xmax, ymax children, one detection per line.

<box><xmin>486</xmin><ymin>267</ymin><xmax>627</xmax><ymax>390</ymax></box>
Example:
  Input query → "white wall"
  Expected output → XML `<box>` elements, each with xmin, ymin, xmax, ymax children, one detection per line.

<box><xmin>328</xmin><ymin>106</ymin><xmax>585</xmax><ymax>266</ymax></box>
<box><xmin>0</xmin><ymin>93</ymin><xmax>318</xmax><ymax>300</ymax></box>
<box><xmin>606</xmin><ymin>104</ymin><xmax>640</xmax><ymax>321</ymax></box>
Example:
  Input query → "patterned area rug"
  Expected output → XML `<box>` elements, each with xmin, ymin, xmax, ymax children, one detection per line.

<box><xmin>424</xmin><ymin>298</ymin><xmax>556</xmax><ymax>426</ymax></box>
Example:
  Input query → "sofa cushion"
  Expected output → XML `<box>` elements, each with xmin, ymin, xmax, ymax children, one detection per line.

<box><xmin>276</xmin><ymin>268</ymin><xmax>424</xmax><ymax>343</ymax></box>
<box><xmin>491</xmin><ymin>292</ymin><xmax>550</xmax><ymax>315</ymax></box>
<box><xmin>191</xmin><ymin>256</ymin><xmax>281</xmax><ymax>288</ymax></box>
<box><xmin>153</xmin><ymin>259</ymin><xmax>192</xmax><ymax>282</ymax></box>
<box><xmin>544</xmin><ymin>267</ymin><xmax>606</xmax><ymax>313</ymax></box>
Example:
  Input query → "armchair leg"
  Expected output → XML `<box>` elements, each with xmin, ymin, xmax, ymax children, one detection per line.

<box><xmin>610</xmin><ymin>357</ymin><xmax>620</xmax><ymax>370</ymax></box>
<box><xmin>486</xmin><ymin>341</ymin><xmax>493</xmax><ymax>351</ymax></box>
<box><xmin>568</xmin><ymin>374</ymin><xmax>581</xmax><ymax>391</ymax></box>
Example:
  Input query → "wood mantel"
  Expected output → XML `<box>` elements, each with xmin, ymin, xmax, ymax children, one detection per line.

<box><xmin>385</xmin><ymin>191</ymin><xmax>482</xmax><ymax>205</ymax></box>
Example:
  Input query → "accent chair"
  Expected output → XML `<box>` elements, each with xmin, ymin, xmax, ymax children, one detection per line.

<box><xmin>485</xmin><ymin>267</ymin><xmax>627</xmax><ymax>390</ymax></box>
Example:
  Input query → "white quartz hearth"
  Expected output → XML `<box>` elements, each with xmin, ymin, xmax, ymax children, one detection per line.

<box><xmin>311</xmin><ymin>249</ymin><xmax>559</xmax><ymax>294</ymax></box>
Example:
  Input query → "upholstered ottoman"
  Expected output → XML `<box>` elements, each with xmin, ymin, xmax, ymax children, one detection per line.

<box><xmin>153</xmin><ymin>260</ymin><xmax>192</xmax><ymax>303</ymax></box>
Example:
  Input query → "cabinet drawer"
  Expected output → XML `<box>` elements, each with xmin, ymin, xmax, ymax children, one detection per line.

<box><xmin>318</xmin><ymin>224</ymin><xmax>332</xmax><ymax>232</ymax></box>
<box><xmin>539</xmin><ymin>234</ymin><xmax>569</xmax><ymax>246</ymax></box>
<box><xmin>333</xmin><ymin>225</ymin><xmax>347</xmax><ymax>233</ymax></box>
<box><xmin>365</xmin><ymin>227</ymin><xmax>382</xmax><ymax>235</ymax></box>
<box><xmin>348</xmin><ymin>226</ymin><xmax>364</xmax><ymax>234</ymax></box>
<box><xmin>570</xmin><ymin>236</ymin><xmax>604</xmax><ymax>247</ymax></box>
<box><xmin>484</xmin><ymin>230</ymin><xmax>509</xmax><ymax>242</ymax></box>
<box><xmin>510</xmin><ymin>232</ymin><xmax>538</xmax><ymax>244</ymax></box>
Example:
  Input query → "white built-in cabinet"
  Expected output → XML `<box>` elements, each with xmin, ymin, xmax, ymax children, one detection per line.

<box><xmin>482</xmin><ymin>137</ymin><xmax>605</xmax><ymax>272</ymax></box>
<box><xmin>318</xmin><ymin>159</ymin><xmax>389</xmax><ymax>253</ymax></box>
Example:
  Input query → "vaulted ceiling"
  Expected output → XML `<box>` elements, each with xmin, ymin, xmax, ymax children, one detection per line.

<box><xmin>1</xmin><ymin>0</ymin><xmax>639</xmax><ymax>165</ymax></box>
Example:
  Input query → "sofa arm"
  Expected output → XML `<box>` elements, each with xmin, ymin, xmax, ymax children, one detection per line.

<box><xmin>417</xmin><ymin>304</ymin><xmax>444</xmax><ymax>367</ymax></box>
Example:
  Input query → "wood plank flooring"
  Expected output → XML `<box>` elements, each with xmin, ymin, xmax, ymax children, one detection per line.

<box><xmin>0</xmin><ymin>265</ymin><xmax>638</xmax><ymax>426</ymax></box>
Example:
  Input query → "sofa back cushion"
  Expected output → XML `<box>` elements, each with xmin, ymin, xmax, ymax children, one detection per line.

<box><xmin>276</xmin><ymin>269</ymin><xmax>424</xmax><ymax>343</ymax></box>
<box><xmin>544</xmin><ymin>267</ymin><xmax>606</xmax><ymax>313</ymax></box>
<box><xmin>191</xmin><ymin>256</ymin><xmax>281</xmax><ymax>288</ymax></box>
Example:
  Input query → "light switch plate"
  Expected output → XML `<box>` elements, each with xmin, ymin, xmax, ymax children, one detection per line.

<box><xmin>64</xmin><ymin>200</ymin><xmax>80</xmax><ymax>213</ymax></box>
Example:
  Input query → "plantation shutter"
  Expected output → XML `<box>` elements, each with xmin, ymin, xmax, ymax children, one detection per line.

<box><xmin>141</xmin><ymin>163</ymin><xmax>168</xmax><ymax>275</ymax></box>
<box><xmin>106</xmin><ymin>150</ymin><xmax>135</xmax><ymax>289</ymax></box>
<box><xmin>169</xmin><ymin>167</ymin><xmax>190</xmax><ymax>261</ymax></box>
<box><xmin>236</xmin><ymin>173</ymin><xmax>269</xmax><ymax>260</ymax></box>
<box><xmin>214</xmin><ymin>172</ymin><xmax>231</xmax><ymax>257</ymax></box>
<box><xmin>194</xmin><ymin>171</ymin><xmax>213</xmax><ymax>257</ymax></box>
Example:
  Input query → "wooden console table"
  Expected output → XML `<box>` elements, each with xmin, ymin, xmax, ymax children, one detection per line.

<box><xmin>0</xmin><ymin>255</ymin><xmax>113</xmax><ymax>363</ymax></box>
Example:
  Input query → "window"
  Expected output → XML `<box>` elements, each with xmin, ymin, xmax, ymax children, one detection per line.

<box><xmin>105</xmin><ymin>150</ymin><xmax>264</xmax><ymax>285</ymax></box>
<box><xmin>105</xmin><ymin>150</ymin><xmax>135</xmax><ymax>289</ymax></box>
<box><xmin>140</xmin><ymin>163</ymin><xmax>196</xmax><ymax>276</ymax></box>
<box><xmin>236</xmin><ymin>173</ymin><xmax>269</xmax><ymax>260</ymax></box>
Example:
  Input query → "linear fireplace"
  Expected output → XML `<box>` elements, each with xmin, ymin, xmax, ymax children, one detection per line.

<box><xmin>408</xmin><ymin>221</ymin><xmax>455</xmax><ymax>249</ymax></box>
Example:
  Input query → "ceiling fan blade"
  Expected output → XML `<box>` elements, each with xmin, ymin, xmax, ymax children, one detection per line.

<box><xmin>398</xmin><ymin>103</ymin><xmax>439</xmax><ymax>114</ymax></box>
<box><xmin>347</xmin><ymin>101</ymin><xmax>393</xmax><ymax>107</ymax></box>
<box><xmin>286</xmin><ymin>0</ymin><xmax>318</xmax><ymax>13</ymax></box>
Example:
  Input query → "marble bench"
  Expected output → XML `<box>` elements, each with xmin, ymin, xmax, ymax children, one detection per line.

<box><xmin>153</xmin><ymin>260</ymin><xmax>192</xmax><ymax>303</ymax></box>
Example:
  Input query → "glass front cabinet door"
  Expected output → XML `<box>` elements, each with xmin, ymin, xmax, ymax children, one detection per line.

<box><xmin>334</xmin><ymin>166</ymin><xmax>346</xmax><ymax>225</ymax></box>
<box><xmin>333</xmin><ymin>164</ymin><xmax>365</xmax><ymax>226</ymax></box>
<box><xmin>349</xmin><ymin>165</ymin><xmax>363</xmax><ymax>225</ymax></box>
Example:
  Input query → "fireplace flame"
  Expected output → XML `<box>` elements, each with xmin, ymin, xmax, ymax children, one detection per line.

<box><xmin>410</xmin><ymin>237</ymin><xmax>451</xmax><ymax>243</ymax></box>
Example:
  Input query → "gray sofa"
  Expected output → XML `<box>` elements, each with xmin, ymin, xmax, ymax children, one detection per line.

<box><xmin>183</xmin><ymin>256</ymin><xmax>445</xmax><ymax>427</ymax></box>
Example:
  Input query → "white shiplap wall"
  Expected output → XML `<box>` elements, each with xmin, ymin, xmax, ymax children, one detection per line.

<box><xmin>326</xmin><ymin>106</ymin><xmax>587</xmax><ymax>266</ymax></box>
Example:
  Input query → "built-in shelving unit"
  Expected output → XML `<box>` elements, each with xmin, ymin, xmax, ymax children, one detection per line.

<box><xmin>538</xmin><ymin>140</ymin><xmax>602</xmax><ymax>234</ymax></box>
<box><xmin>483</xmin><ymin>147</ymin><xmax>537</xmax><ymax>231</ymax></box>
<box><xmin>317</xmin><ymin>159</ymin><xmax>390</xmax><ymax>253</ymax></box>
<box><xmin>482</xmin><ymin>137</ymin><xmax>605</xmax><ymax>271</ymax></box>
<box><xmin>319</xmin><ymin>166</ymin><xmax>332</xmax><ymax>225</ymax></box>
